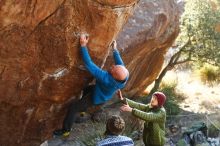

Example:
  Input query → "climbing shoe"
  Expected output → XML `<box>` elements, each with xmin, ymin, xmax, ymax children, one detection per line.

<box><xmin>53</xmin><ymin>129</ymin><xmax>70</xmax><ymax>137</ymax></box>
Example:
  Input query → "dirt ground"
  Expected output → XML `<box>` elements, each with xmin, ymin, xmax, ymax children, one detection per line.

<box><xmin>164</xmin><ymin>70</ymin><xmax>220</xmax><ymax>114</ymax></box>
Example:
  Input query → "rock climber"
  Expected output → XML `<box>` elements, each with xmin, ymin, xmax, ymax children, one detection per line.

<box><xmin>53</xmin><ymin>34</ymin><xmax>129</xmax><ymax>137</ymax></box>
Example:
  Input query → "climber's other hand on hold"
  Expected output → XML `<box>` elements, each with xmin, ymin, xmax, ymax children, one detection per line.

<box><xmin>80</xmin><ymin>33</ymin><xmax>89</xmax><ymax>47</ymax></box>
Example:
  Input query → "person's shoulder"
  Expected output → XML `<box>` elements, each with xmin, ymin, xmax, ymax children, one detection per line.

<box><xmin>96</xmin><ymin>136</ymin><xmax>116</xmax><ymax>145</ymax></box>
<box><xmin>97</xmin><ymin>135</ymin><xmax>133</xmax><ymax>146</ymax></box>
<box><xmin>118</xmin><ymin>135</ymin><xmax>133</xmax><ymax>140</ymax></box>
<box><xmin>158</xmin><ymin>107</ymin><xmax>166</xmax><ymax>115</ymax></box>
<box><xmin>96</xmin><ymin>138</ymin><xmax>108</xmax><ymax>146</ymax></box>
<box><xmin>118</xmin><ymin>135</ymin><xmax>134</xmax><ymax>145</ymax></box>
<box><xmin>117</xmin><ymin>135</ymin><xmax>134</xmax><ymax>144</ymax></box>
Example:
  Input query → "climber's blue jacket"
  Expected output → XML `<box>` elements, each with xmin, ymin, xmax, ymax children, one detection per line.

<box><xmin>81</xmin><ymin>46</ymin><xmax>128</xmax><ymax>105</ymax></box>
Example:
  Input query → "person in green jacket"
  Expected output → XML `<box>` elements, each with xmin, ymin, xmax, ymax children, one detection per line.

<box><xmin>119</xmin><ymin>90</ymin><xmax>167</xmax><ymax>146</ymax></box>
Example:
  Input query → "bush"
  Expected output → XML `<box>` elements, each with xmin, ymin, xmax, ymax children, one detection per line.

<box><xmin>160</xmin><ymin>80</ymin><xmax>178</xmax><ymax>98</ymax></box>
<box><xmin>198</xmin><ymin>64</ymin><xmax>220</xmax><ymax>85</ymax></box>
<box><xmin>164</xmin><ymin>98</ymin><xmax>180</xmax><ymax>116</ymax></box>
<box><xmin>207</xmin><ymin>122</ymin><xmax>220</xmax><ymax>137</ymax></box>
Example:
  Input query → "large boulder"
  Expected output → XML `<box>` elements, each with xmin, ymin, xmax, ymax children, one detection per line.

<box><xmin>0</xmin><ymin>0</ymin><xmax>138</xmax><ymax>145</ymax></box>
<box><xmin>117</xmin><ymin>0</ymin><xmax>181</xmax><ymax>96</ymax></box>
<box><xmin>0</xmin><ymin>0</ymin><xmax>180</xmax><ymax>145</ymax></box>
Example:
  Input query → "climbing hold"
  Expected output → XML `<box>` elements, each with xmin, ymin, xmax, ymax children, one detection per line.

<box><xmin>78</xmin><ymin>65</ymin><xmax>87</xmax><ymax>71</ymax></box>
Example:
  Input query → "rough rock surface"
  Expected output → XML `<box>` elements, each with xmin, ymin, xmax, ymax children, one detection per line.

<box><xmin>116</xmin><ymin>0</ymin><xmax>181</xmax><ymax>96</ymax></box>
<box><xmin>0</xmin><ymin>0</ymin><xmax>180</xmax><ymax>145</ymax></box>
<box><xmin>0</xmin><ymin>0</ymin><xmax>138</xmax><ymax>145</ymax></box>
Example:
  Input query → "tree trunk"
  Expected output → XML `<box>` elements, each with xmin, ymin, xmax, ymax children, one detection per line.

<box><xmin>146</xmin><ymin>64</ymin><xmax>171</xmax><ymax>102</ymax></box>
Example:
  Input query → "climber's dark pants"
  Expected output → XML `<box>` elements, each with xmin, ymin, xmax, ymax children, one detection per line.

<box><xmin>62</xmin><ymin>85</ymin><xmax>103</xmax><ymax>131</ymax></box>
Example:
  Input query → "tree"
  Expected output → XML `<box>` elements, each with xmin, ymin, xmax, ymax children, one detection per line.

<box><xmin>146</xmin><ymin>0</ymin><xmax>220</xmax><ymax>100</ymax></box>
<box><xmin>178</xmin><ymin>0</ymin><xmax>220</xmax><ymax>66</ymax></box>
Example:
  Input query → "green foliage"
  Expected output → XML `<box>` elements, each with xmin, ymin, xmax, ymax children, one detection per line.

<box><xmin>177</xmin><ymin>0</ymin><xmax>220</xmax><ymax>66</ymax></box>
<box><xmin>208</xmin><ymin>122</ymin><xmax>220</xmax><ymax>137</ymax></box>
<box><xmin>160</xmin><ymin>80</ymin><xmax>178</xmax><ymax>95</ymax></box>
<box><xmin>198</xmin><ymin>64</ymin><xmax>220</xmax><ymax>85</ymax></box>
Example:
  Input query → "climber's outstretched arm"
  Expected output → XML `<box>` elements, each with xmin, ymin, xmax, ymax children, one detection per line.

<box><xmin>111</xmin><ymin>40</ymin><xmax>125</xmax><ymax>66</ymax></box>
<box><xmin>80</xmin><ymin>34</ymin><xmax>107</xmax><ymax>82</ymax></box>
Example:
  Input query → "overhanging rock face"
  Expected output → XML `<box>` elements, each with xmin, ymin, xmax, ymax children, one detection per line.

<box><xmin>0</xmin><ymin>0</ymin><xmax>180</xmax><ymax>145</ymax></box>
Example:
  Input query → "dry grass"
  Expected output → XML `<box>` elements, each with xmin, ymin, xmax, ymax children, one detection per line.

<box><xmin>164</xmin><ymin>70</ymin><xmax>220</xmax><ymax>114</ymax></box>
